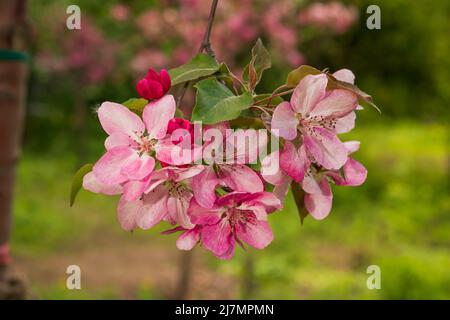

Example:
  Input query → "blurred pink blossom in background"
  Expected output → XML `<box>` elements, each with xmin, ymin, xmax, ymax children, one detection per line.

<box><xmin>298</xmin><ymin>1</ymin><xmax>358</xmax><ymax>33</ymax></box>
<box><xmin>110</xmin><ymin>4</ymin><xmax>130</xmax><ymax>22</ymax></box>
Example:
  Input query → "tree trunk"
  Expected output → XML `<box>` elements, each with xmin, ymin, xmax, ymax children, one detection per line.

<box><xmin>0</xmin><ymin>0</ymin><xmax>29</xmax><ymax>299</ymax></box>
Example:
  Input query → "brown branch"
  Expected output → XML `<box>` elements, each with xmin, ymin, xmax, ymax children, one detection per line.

<box><xmin>177</xmin><ymin>0</ymin><xmax>219</xmax><ymax>107</ymax></box>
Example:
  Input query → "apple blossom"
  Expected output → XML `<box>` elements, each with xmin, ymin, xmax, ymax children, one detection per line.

<box><xmin>119</xmin><ymin>166</ymin><xmax>204</xmax><ymax>230</ymax></box>
<box><xmin>192</xmin><ymin>126</ymin><xmax>266</xmax><ymax>208</ymax></box>
<box><xmin>92</xmin><ymin>94</ymin><xmax>176</xmax><ymax>186</ymax></box>
<box><xmin>271</xmin><ymin>72</ymin><xmax>358</xmax><ymax>171</ymax></box>
<box><xmin>188</xmin><ymin>192</ymin><xmax>282</xmax><ymax>259</ymax></box>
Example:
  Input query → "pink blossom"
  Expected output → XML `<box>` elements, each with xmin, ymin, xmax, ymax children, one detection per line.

<box><xmin>302</xmin><ymin>141</ymin><xmax>367</xmax><ymax>219</ymax></box>
<box><xmin>188</xmin><ymin>192</ymin><xmax>282</xmax><ymax>259</ymax></box>
<box><xmin>92</xmin><ymin>95</ymin><xmax>176</xmax><ymax>186</ymax></box>
<box><xmin>110</xmin><ymin>4</ymin><xmax>130</xmax><ymax>22</ymax></box>
<box><xmin>192</xmin><ymin>126</ymin><xmax>266</xmax><ymax>208</ymax></box>
<box><xmin>298</xmin><ymin>2</ymin><xmax>358</xmax><ymax>34</ymax></box>
<box><xmin>136</xmin><ymin>68</ymin><xmax>171</xmax><ymax>100</ymax></box>
<box><xmin>271</xmin><ymin>72</ymin><xmax>358</xmax><ymax>171</ymax></box>
<box><xmin>118</xmin><ymin>166</ymin><xmax>204</xmax><ymax>230</ymax></box>
<box><xmin>262</xmin><ymin>140</ymin><xmax>367</xmax><ymax>220</ymax></box>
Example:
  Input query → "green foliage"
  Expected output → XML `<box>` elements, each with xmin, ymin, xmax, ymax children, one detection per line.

<box><xmin>243</xmin><ymin>39</ymin><xmax>272</xmax><ymax>91</ymax></box>
<box><xmin>168</xmin><ymin>54</ymin><xmax>220</xmax><ymax>86</ymax></box>
<box><xmin>286</xmin><ymin>65</ymin><xmax>321</xmax><ymax>87</ymax></box>
<box><xmin>122</xmin><ymin>98</ymin><xmax>148</xmax><ymax>115</ymax></box>
<box><xmin>191</xmin><ymin>78</ymin><xmax>253</xmax><ymax>124</ymax></box>
<box><xmin>70</xmin><ymin>164</ymin><xmax>93</xmax><ymax>207</ymax></box>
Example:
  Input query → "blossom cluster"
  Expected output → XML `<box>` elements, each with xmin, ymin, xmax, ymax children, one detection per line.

<box><xmin>79</xmin><ymin>60</ymin><xmax>369</xmax><ymax>259</ymax></box>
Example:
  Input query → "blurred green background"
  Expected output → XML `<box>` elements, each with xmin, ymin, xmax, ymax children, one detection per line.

<box><xmin>11</xmin><ymin>0</ymin><xmax>449</xmax><ymax>299</ymax></box>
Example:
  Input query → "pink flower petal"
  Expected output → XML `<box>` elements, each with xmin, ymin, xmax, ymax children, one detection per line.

<box><xmin>344</xmin><ymin>140</ymin><xmax>360</xmax><ymax>154</ymax></box>
<box><xmin>82</xmin><ymin>172</ymin><xmax>123</xmax><ymax>195</ymax></box>
<box><xmin>93</xmin><ymin>146</ymin><xmax>139</xmax><ymax>185</ymax></box>
<box><xmin>124</xmin><ymin>154</ymin><xmax>155</xmax><ymax>181</ymax></box>
<box><xmin>137</xmin><ymin>186</ymin><xmax>169</xmax><ymax>229</ymax></box>
<box><xmin>280</xmin><ymin>141</ymin><xmax>309</xmax><ymax>183</ymax></box>
<box><xmin>220</xmin><ymin>164</ymin><xmax>264</xmax><ymax>193</ymax></box>
<box><xmin>201</xmin><ymin>220</ymin><xmax>234</xmax><ymax>257</ymax></box>
<box><xmin>167</xmin><ymin>194</ymin><xmax>194</xmax><ymax>229</ymax></box>
<box><xmin>308</xmin><ymin>89</ymin><xmax>358</xmax><ymax>119</ymax></box>
<box><xmin>271</xmin><ymin>101</ymin><xmax>299</xmax><ymax>140</ymax></box>
<box><xmin>159</xmin><ymin>69</ymin><xmax>171</xmax><ymax>92</ymax></box>
<box><xmin>335</xmin><ymin>158</ymin><xmax>367</xmax><ymax>186</ymax></box>
<box><xmin>97</xmin><ymin>101</ymin><xmax>145</xmax><ymax>137</ymax></box>
<box><xmin>216</xmin><ymin>242</ymin><xmax>236</xmax><ymax>260</ymax></box>
<box><xmin>273</xmin><ymin>175</ymin><xmax>292</xmax><ymax>203</ymax></box>
<box><xmin>290</xmin><ymin>74</ymin><xmax>327</xmax><ymax>115</ymax></box>
<box><xmin>189</xmin><ymin>198</ymin><xmax>223</xmax><ymax>225</ymax></box>
<box><xmin>192</xmin><ymin>166</ymin><xmax>219</xmax><ymax>208</ymax></box>
<box><xmin>261</xmin><ymin>151</ymin><xmax>284</xmax><ymax>185</ymax></box>
<box><xmin>225</xmin><ymin>129</ymin><xmax>267</xmax><ymax>164</ymax></box>
<box><xmin>333</xmin><ymin>69</ymin><xmax>355</xmax><ymax>84</ymax></box>
<box><xmin>303</xmin><ymin>127</ymin><xmax>348</xmax><ymax>170</ymax></box>
<box><xmin>304</xmin><ymin>178</ymin><xmax>333</xmax><ymax>220</ymax></box>
<box><xmin>105</xmin><ymin>132</ymin><xmax>133</xmax><ymax>150</ymax></box>
<box><xmin>122</xmin><ymin>180</ymin><xmax>148</xmax><ymax>202</ymax></box>
<box><xmin>143</xmin><ymin>94</ymin><xmax>176</xmax><ymax>139</ymax></box>
<box><xmin>176</xmin><ymin>227</ymin><xmax>200</xmax><ymax>251</ymax></box>
<box><xmin>117</xmin><ymin>196</ymin><xmax>142</xmax><ymax>231</ymax></box>
<box><xmin>235</xmin><ymin>220</ymin><xmax>274</xmax><ymax>249</ymax></box>
<box><xmin>173</xmin><ymin>165</ymin><xmax>204</xmax><ymax>182</ymax></box>
<box><xmin>301</xmin><ymin>172</ymin><xmax>322</xmax><ymax>195</ymax></box>
<box><xmin>243</xmin><ymin>192</ymin><xmax>283</xmax><ymax>214</ymax></box>
<box><xmin>335</xmin><ymin>111</ymin><xmax>356</xmax><ymax>134</ymax></box>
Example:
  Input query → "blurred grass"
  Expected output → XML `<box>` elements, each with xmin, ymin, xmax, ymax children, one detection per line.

<box><xmin>11</xmin><ymin>121</ymin><xmax>449</xmax><ymax>299</ymax></box>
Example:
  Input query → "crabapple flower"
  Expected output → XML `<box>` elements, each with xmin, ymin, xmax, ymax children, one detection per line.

<box><xmin>302</xmin><ymin>141</ymin><xmax>367</xmax><ymax>219</ymax></box>
<box><xmin>188</xmin><ymin>192</ymin><xmax>282</xmax><ymax>259</ymax></box>
<box><xmin>92</xmin><ymin>95</ymin><xmax>176</xmax><ymax>186</ymax></box>
<box><xmin>192</xmin><ymin>126</ymin><xmax>266</xmax><ymax>208</ymax></box>
<box><xmin>136</xmin><ymin>68</ymin><xmax>171</xmax><ymax>100</ymax></box>
<box><xmin>262</xmin><ymin>140</ymin><xmax>367</xmax><ymax>220</ymax></box>
<box><xmin>271</xmin><ymin>72</ymin><xmax>358</xmax><ymax>171</ymax></box>
<box><xmin>118</xmin><ymin>166</ymin><xmax>204</xmax><ymax>230</ymax></box>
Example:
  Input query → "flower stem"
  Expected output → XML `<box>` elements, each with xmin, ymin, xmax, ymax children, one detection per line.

<box><xmin>254</xmin><ymin>88</ymin><xmax>295</xmax><ymax>105</ymax></box>
<box><xmin>177</xmin><ymin>0</ymin><xmax>220</xmax><ymax>107</ymax></box>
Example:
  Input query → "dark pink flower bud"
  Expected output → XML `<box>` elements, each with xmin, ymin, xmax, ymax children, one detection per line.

<box><xmin>136</xmin><ymin>68</ymin><xmax>171</xmax><ymax>100</ymax></box>
<box><xmin>167</xmin><ymin>118</ymin><xmax>194</xmax><ymax>144</ymax></box>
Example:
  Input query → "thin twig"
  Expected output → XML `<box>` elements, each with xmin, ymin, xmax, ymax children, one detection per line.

<box><xmin>254</xmin><ymin>88</ymin><xmax>295</xmax><ymax>105</ymax></box>
<box><xmin>177</xmin><ymin>0</ymin><xmax>219</xmax><ymax>107</ymax></box>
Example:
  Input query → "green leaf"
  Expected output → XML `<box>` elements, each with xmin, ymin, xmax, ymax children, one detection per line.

<box><xmin>216</xmin><ymin>62</ymin><xmax>235</xmax><ymax>91</ymax></box>
<box><xmin>191</xmin><ymin>78</ymin><xmax>253</xmax><ymax>124</ymax></box>
<box><xmin>70</xmin><ymin>163</ymin><xmax>93</xmax><ymax>207</ymax></box>
<box><xmin>286</xmin><ymin>65</ymin><xmax>322</xmax><ymax>87</ymax></box>
<box><xmin>122</xmin><ymin>98</ymin><xmax>148</xmax><ymax>114</ymax></box>
<box><xmin>168</xmin><ymin>54</ymin><xmax>220</xmax><ymax>86</ymax></box>
<box><xmin>229</xmin><ymin>116</ymin><xmax>265</xmax><ymax>129</ymax></box>
<box><xmin>291</xmin><ymin>183</ymin><xmax>309</xmax><ymax>224</ymax></box>
<box><xmin>243</xmin><ymin>39</ymin><xmax>271</xmax><ymax>91</ymax></box>
<box><xmin>326</xmin><ymin>75</ymin><xmax>381</xmax><ymax>113</ymax></box>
